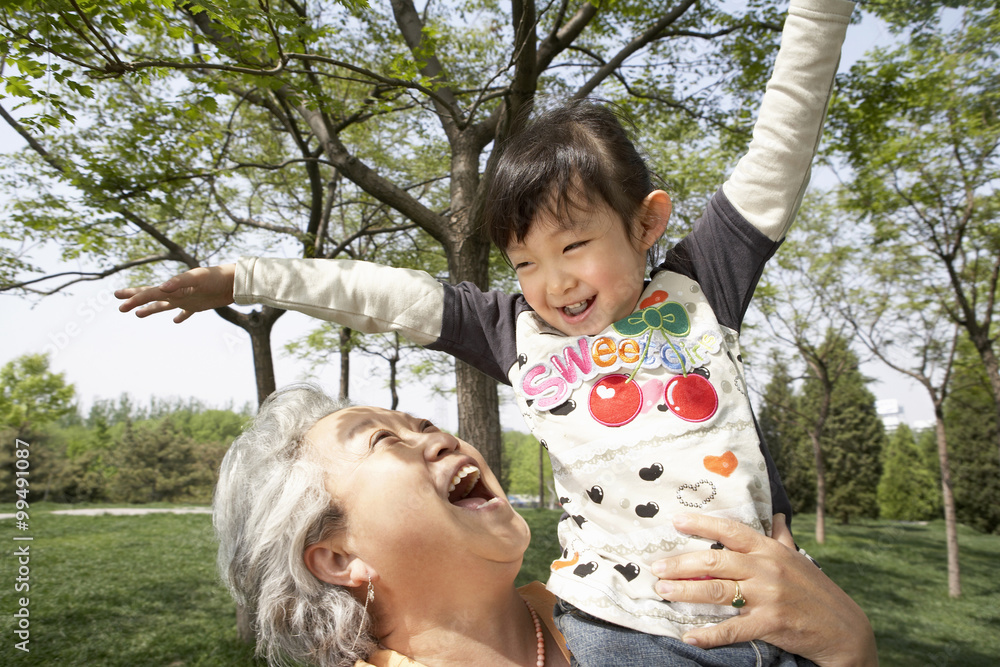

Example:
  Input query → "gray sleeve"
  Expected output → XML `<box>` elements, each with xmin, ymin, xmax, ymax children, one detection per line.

<box><xmin>658</xmin><ymin>192</ymin><xmax>782</xmax><ymax>333</ymax></box>
<box><xmin>429</xmin><ymin>282</ymin><xmax>528</xmax><ymax>385</ymax></box>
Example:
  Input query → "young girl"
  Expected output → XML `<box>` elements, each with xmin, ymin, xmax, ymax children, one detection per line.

<box><xmin>117</xmin><ymin>1</ymin><xmax>855</xmax><ymax>663</ymax></box>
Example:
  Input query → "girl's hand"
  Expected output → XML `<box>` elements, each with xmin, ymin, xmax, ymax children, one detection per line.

<box><xmin>115</xmin><ymin>264</ymin><xmax>237</xmax><ymax>323</ymax></box>
<box><xmin>651</xmin><ymin>513</ymin><xmax>877</xmax><ymax>667</ymax></box>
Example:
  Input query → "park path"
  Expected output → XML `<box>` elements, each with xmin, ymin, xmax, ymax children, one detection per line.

<box><xmin>0</xmin><ymin>507</ymin><xmax>211</xmax><ymax>519</ymax></box>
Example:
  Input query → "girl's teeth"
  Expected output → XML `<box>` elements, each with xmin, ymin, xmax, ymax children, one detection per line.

<box><xmin>564</xmin><ymin>300</ymin><xmax>589</xmax><ymax>316</ymax></box>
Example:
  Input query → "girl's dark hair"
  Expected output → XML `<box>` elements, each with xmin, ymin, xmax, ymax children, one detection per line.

<box><xmin>484</xmin><ymin>100</ymin><xmax>654</xmax><ymax>251</ymax></box>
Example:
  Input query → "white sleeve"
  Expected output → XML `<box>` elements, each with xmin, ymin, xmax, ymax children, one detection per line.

<box><xmin>721</xmin><ymin>0</ymin><xmax>855</xmax><ymax>241</ymax></box>
<box><xmin>232</xmin><ymin>256</ymin><xmax>446</xmax><ymax>346</ymax></box>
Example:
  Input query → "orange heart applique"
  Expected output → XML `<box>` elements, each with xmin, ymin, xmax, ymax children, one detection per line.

<box><xmin>551</xmin><ymin>551</ymin><xmax>580</xmax><ymax>571</ymax></box>
<box><xmin>704</xmin><ymin>451</ymin><xmax>738</xmax><ymax>477</ymax></box>
<box><xmin>640</xmin><ymin>290</ymin><xmax>669</xmax><ymax>310</ymax></box>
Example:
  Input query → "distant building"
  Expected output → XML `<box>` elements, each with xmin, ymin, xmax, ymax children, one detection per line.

<box><xmin>876</xmin><ymin>399</ymin><xmax>904</xmax><ymax>431</ymax></box>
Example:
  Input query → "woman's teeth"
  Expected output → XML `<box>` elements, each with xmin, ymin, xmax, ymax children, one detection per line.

<box><xmin>449</xmin><ymin>464</ymin><xmax>480</xmax><ymax>499</ymax></box>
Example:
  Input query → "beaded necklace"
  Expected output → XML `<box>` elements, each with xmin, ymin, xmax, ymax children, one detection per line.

<box><xmin>522</xmin><ymin>597</ymin><xmax>545</xmax><ymax>667</ymax></box>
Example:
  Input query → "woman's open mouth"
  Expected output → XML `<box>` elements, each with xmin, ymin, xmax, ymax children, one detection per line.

<box><xmin>448</xmin><ymin>464</ymin><xmax>500</xmax><ymax>509</ymax></box>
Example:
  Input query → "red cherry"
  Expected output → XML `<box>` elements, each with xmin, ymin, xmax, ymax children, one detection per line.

<box><xmin>589</xmin><ymin>374</ymin><xmax>642</xmax><ymax>427</ymax></box>
<box><xmin>664</xmin><ymin>374</ymin><xmax>718</xmax><ymax>422</ymax></box>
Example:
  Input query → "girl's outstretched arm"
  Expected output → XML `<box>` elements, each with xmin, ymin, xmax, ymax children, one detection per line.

<box><xmin>722</xmin><ymin>0</ymin><xmax>855</xmax><ymax>242</ymax></box>
<box><xmin>115</xmin><ymin>264</ymin><xmax>236</xmax><ymax>323</ymax></box>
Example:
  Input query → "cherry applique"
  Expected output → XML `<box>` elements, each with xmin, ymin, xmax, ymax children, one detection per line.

<box><xmin>664</xmin><ymin>373</ymin><xmax>718</xmax><ymax>422</ymax></box>
<box><xmin>589</xmin><ymin>374</ymin><xmax>642</xmax><ymax>427</ymax></box>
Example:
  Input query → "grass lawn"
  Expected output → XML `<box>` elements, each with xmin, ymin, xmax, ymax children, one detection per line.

<box><xmin>1</xmin><ymin>504</ymin><xmax>997</xmax><ymax>665</ymax></box>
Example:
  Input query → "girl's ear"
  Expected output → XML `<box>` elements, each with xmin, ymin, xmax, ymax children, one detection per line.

<box><xmin>304</xmin><ymin>540</ymin><xmax>375</xmax><ymax>589</ymax></box>
<box><xmin>636</xmin><ymin>190</ymin><xmax>672</xmax><ymax>251</ymax></box>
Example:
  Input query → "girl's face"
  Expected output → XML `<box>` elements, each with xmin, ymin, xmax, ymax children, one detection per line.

<box><xmin>506</xmin><ymin>192</ymin><xmax>668</xmax><ymax>336</ymax></box>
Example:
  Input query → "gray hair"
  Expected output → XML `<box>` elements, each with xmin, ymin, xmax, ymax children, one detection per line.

<box><xmin>213</xmin><ymin>384</ymin><xmax>376</xmax><ymax>666</ymax></box>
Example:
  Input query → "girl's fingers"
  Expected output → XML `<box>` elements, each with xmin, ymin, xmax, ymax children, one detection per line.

<box><xmin>135</xmin><ymin>300</ymin><xmax>177</xmax><ymax>318</ymax></box>
<box><xmin>770</xmin><ymin>513</ymin><xmax>797</xmax><ymax>550</ymax></box>
<box><xmin>115</xmin><ymin>286</ymin><xmax>159</xmax><ymax>311</ymax></box>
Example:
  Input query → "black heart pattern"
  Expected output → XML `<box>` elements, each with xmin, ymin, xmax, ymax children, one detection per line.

<box><xmin>551</xmin><ymin>400</ymin><xmax>576</xmax><ymax>416</ymax></box>
<box><xmin>573</xmin><ymin>562</ymin><xmax>598</xmax><ymax>577</ymax></box>
<box><xmin>614</xmin><ymin>562</ymin><xmax>640</xmax><ymax>582</ymax></box>
<box><xmin>587</xmin><ymin>486</ymin><xmax>604</xmax><ymax>503</ymax></box>
<box><xmin>635</xmin><ymin>502</ymin><xmax>659</xmax><ymax>518</ymax></box>
<box><xmin>571</xmin><ymin>514</ymin><xmax>587</xmax><ymax>528</ymax></box>
<box><xmin>640</xmin><ymin>463</ymin><xmax>664</xmax><ymax>481</ymax></box>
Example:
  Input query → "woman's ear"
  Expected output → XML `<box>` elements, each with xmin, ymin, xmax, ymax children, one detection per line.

<box><xmin>304</xmin><ymin>540</ymin><xmax>374</xmax><ymax>588</ymax></box>
<box><xmin>637</xmin><ymin>190</ymin><xmax>672</xmax><ymax>250</ymax></box>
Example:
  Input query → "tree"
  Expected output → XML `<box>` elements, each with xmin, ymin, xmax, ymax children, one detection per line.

<box><xmin>753</xmin><ymin>197</ymin><xmax>861</xmax><ymax>543</ymax></box>
<box><xmin>110</xmin><ymin>415</ymin><xmax>214</xmax><ymax>503</ymax></box>
<box><xmin>1</xmin><ymin>0</ymin><xmax>797</xmax><ymax>483</ymax></box>
<box><xmin>0</xmin><ymin>353</ymin><xmax>77</xmax><ymax>501</ymax></box>
<box><xmin>878</xmin><ymin>424</ymin><xmax>941</xmax><ymax>521</ymax></box>
<box><xmin>813</xmin><ymin>343</ymin><xmax>884</xmax><ymax>524</ymax></box>
<box><xmin>945</xmin><ymin>341</ymin><xmax>1000</xmax><ymax>534</ymax></box>
<box><xmin>503</xmin><ymin>429</ymin><xmax>554</xmax><ymax>508</ymax></box>
<box><xmin>0</xmin><ymin>353</ymin><xmax>76</xmax><ymax>437</ymax></box>
<box><xmin>757</xmin><ymin>355</ymin><xmax>814</xmax><ymax>514</ymax></box>
<box><xmin>830</xmin><ymin>1</ymin><xmax>1000</xmax><ymax>469</ymax></box>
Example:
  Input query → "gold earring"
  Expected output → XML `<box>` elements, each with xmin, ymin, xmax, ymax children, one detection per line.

<box><xmin>351</xmin><ymin>574</ymin><xmax>374</xmax><ymax>652</ymax></box>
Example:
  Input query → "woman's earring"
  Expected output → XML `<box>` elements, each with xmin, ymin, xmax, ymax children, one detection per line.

<box><xmin>351</xmin><ymin>574</ymin><xmax>375</xmax><ymax>652</ymax></box>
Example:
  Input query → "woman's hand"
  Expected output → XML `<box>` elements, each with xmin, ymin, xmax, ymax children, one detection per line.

<box><xmin>115</xmin><ymin>264</ymin><xmax>237</xmax><ymax>323</ymax></box>
<box><xmin>651</xmin><ymin>513</ymin><xmax>877</xmax><ymax>667</ymax></box>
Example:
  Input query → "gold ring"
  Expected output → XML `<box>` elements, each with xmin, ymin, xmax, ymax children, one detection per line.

<box><xmin>731</xmin><ymin>580</ymin><xmax>746</xmax><ymax>608</ymax></box>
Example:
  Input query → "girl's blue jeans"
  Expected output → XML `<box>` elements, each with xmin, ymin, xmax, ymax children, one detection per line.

<box><xmin>554</xmin><ymin>599</ymin><xmax>818</xmax><ymax>667</ymax></box>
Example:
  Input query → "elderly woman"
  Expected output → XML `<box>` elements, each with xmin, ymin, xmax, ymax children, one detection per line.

<box><xmin>213</xmin><ymin>384</ymin><xmax>876</xmax><ymax>667</ymax></box>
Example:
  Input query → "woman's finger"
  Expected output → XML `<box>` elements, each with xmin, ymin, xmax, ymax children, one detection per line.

<box><xmin>655</xmin><ymin>576</ymin><xmax>747</xmax><ymax>609</ymax></box>
<box><xmin>681</xmin><ymin>615</ymin><xmax>766</xmax><ymax>650</ymax></box>
<box><xmin>673</xmin><ymin>513</ymin><xmax>770</xmax><ymax>555</ymax></box>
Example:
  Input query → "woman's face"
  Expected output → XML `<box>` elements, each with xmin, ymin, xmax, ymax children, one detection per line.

<box><xmin>306</xmin><ymin>406</ymin><xmax>531</xmax><ymax>585</ymax></box>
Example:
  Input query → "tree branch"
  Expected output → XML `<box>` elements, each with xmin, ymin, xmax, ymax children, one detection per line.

<box><xmin>0</xmin><ymin>254</ymin><xmax>173</xmax><ymax>295</ymax></box>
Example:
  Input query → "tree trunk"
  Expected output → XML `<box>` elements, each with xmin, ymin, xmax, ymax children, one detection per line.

<box><xmin>246</xmin><ymin>308</ymin><xmax>281</xmax><ymax>406</ymax></box>
<box><xmin>933</xmin><ymin>407</ymin><xmax>961</xmax><ymax>597</ymax></box>
<box><xmin>809</xmin><ymin>432</ymin><xmax>826</xmax><ymax>544</ymax></box>
<box><xmin>448</xmin><ymin>244</ymin><xmax>502</xmax><ymax>476</ymax></box>
<box><xmin>447</xmin><ymin>144</ymin><xmax>503</xmax><ymax>477</ymax></box>
<box><xmin>388</xmin><ymin>333</ymin><xmax>400</xmax><ymax>410</ymax></box>
<box><xmin>973</xmin><ymin>340</ymin><xmax>1000</xmax><ymax>467</ymax></box>
<box><xmin>538</xmin><ymin>440</ymin><xmax>546</xmax><ymax>509</ymax></box>
<box><xmin>232</xmin><ymin>306</ymin><xmax>284</xmax><ymax>643</ymax></box>
<box><xmin>339</xmin><ymin>327</ymin><xmax>352</xmax><ymax>401</ymax></box>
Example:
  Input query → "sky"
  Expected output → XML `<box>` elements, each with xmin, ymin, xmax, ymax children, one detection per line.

<box><xmin>0</xmin><ymin>7</ymin><xmax>934</xmax><ymax>432</ymax></box>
